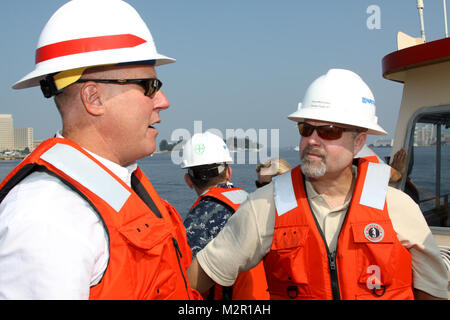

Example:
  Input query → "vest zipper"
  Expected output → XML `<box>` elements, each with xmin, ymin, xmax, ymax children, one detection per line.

<box><xmin>304</xmin><ymin>202</ymin><xmax>342</xmax><ymax>299</ymax></box>
<box><xmin>172</xmin><ymin>237</ymin><xmax>191</xmax><ymax>299</ymax></box>
<box><xmin>304</xmin><ymin>177</ymin><xmax>347</xmax><ymax>300</ymax></box>
<box><xmin>328</xmin><ymin>251</ymin><xmax>340</xmax><ymax>300</ymax></box>
<box><xmin>330</xmin><ymin>206</ymin><xmax>351</xmax><ymax>300</ymax></box>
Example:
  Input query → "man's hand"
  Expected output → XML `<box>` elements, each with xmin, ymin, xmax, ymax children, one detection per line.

<box><xmin>389</xmin><ymin>148</ymin><xmax>408</xmax><ymax>183</ymax></box>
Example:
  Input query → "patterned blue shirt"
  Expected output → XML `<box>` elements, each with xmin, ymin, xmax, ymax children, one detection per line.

<box><xmin>183</xmin><ymin>183</ymin><xmax>236</xmax><ymax>257</ymax></box>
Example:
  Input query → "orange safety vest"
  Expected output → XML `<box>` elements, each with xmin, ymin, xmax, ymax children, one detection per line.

<box><xmin>264</xmin><ymin>159</ymin><xmax>414</xmax><ymax>300</ymax></box>
<box><xmin>0</xmin><ymin>138</ymin><xmax>202</xmax><ymax>300</ymax></box>
<box><xmin>191</xmin><ymin>186</ymin><xmax>270</xmax><ymax>300</ymax></box>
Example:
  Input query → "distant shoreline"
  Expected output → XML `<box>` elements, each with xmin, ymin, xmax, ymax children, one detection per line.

<box><xmin>154</xmin><ymin>148</ymin><xmax>262</xmax><ymax>154</ymax></box>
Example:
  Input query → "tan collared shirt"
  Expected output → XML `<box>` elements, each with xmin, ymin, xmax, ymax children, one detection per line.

<box><xmin>304</xmin><ymin>172</ymin><xmax>354</xmax><ymax>253</ymax></box>
<box><xmin>196</xmin><ymin>167</ymin><xmax>449</xmax><ymax>299</ymax></box>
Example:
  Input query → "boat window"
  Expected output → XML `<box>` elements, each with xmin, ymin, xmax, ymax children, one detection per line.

<box><xmin>406</xmin><ymin>111</ymin><xmax>450</xmax><ymax>228</ymax></box>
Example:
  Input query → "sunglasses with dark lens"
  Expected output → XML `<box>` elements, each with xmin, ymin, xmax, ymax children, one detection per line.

<box><xmin>297</xmin><ymin>122</ymin><xmax>354</xmax><ymax>140</ymax></box>
<box><xmin>77</xmin><ymin>78</ymin><xmax>163</xmax><ymax>97</ymax></box>
<box><xmin>255</xmin><ymin>180</ymin><xmax>270</xmax><ymax>188</ymax></box>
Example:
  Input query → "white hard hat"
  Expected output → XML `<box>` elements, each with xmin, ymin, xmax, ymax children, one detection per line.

<box><xmin>13</xmin><ymin>0</ymin><xmax>175</xmax><ymax>90</ymax></box>
<box><xmin>288</xmin><ymin>69</ymin><xmax>387</xmax><ymax>135</ymax></box>
<box><xmin>181</xmin><ymin>132</ymin><xmax>233</xmax><ymax>168</ymax></box>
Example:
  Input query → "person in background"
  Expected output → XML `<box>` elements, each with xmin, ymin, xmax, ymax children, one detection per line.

<box><xmin>387</xmin><ymin>148</ymin><xmax>407</xmax><ymax>184</ymax></box>
<box><xmin>187</xmin><ymin>69</ymin><xmax>448</xmax><ymax>300</ymax></box>
<box><xmin>389</xmin><ymin>148</ymin><xmax>420</xmax><ymax>204</ymax></box>
<box><xmin>0</xmin><ymin>0</ymin><xmax>200</xmax><ymax>300</ymax></box>
<box><xmin>182</xmin><ymin>132</ymin><xmax>269</xmax><ymax>300</ymax></box>
<box><xmin>255</xmin><ymin>157</ymin><xmax>291</xmax><ymax>189</ymax></box>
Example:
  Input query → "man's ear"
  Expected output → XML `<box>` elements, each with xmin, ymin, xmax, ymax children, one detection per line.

<box><xmin>80</xmin><ymin>82</ymin><xmax>105</xmax><ymax>116</ymax></box>
<box><xmin>226</xmin><ymin>165</ymin><xmax>232</xmax><ymax>182</ymax></box>
<box><xmin>353</xmin><ymin>132</ymin><xmax>367</xmax><ymax>155</ymax></box>
<box><xmin>184</xmin><ymin>173</ymin><xmax>194</xmax><ymax>189</ymax></box>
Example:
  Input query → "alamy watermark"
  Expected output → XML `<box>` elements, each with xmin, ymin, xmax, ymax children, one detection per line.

<box><xmin>169</xmin><ymin>120</ymin><xmax>280</xmax><ymax>166</ymax></box>
<box><xmin>366</xmin><ymin>265</ymin><xmax>382</xmax><ymax>290</ymax></box>
<box><xmin>366</xmin><ymin>4</ymin><xmax>381</xmax><ymax>30</ymax></box>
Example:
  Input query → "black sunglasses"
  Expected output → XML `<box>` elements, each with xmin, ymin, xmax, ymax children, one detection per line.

<box><xmin>76</xmin><ymin>78</ymin><xmax>163</xmax><ymax>97</ymax></box>
<box><xmin>297</xmin><ymin>122</ymin><xmax>354</xmax><ymax>140</ymax></box>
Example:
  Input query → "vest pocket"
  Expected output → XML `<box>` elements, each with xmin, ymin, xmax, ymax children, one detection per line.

<box><xmin>119</xmin><ymin>215</ymin><xmax>178</xmax><ymax>299</ymax></box>
<box><xmin>269</xmin><ymin>225</ymin><xmax>312</xmax><ymax>298</ymax></box>
<box><xmin>351</xmin><ymin>222</ymin><xmax>397</xmax><ymax>299</ymax></box>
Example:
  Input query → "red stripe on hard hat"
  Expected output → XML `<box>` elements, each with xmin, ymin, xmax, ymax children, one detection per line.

<box><xmin>35</xmin><ymin>34</ymin><xmax>147</xmax><ymax>64</ymax></box>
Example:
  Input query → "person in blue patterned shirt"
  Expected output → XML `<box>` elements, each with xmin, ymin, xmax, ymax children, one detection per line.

<box><xmin>181</xmin><ymin>132</ymin><xmax>247</xmax><ymax>257</ymax></box>
<box><xmin>181</xmin><ymin>132</ymin><xmax>270</xmax><ymax>300</ymax></box>
<box><xmin>183</xmin><ymin>181</ymin><xmax>236</xmax><ymax>256</ymax></box>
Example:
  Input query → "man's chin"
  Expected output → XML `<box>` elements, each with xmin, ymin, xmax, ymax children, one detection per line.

<box><xmin>300</xmin><ymin>162</ymin><xmax>326</xmax><ymax>178</ymax></box>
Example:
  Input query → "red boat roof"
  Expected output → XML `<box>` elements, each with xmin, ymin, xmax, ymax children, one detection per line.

<box><xmin>382</xmin><ymin>37</ymin><xmax>450</xmax><ymax>82</ymax></box>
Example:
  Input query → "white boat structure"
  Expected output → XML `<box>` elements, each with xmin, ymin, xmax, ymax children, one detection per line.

<box><xmin>382</xmin><ymin>7</ymin><xmax>450</xmax><ymax>296</ymax></box>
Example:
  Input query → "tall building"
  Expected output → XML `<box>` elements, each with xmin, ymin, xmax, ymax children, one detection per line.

<box><xmin>14</xmin><ymin>127</ymin><xmax>34</xmax><ymax>151</ymax></box>
<box><xmin>414</xmin><ymin>124</ymin><xmax>435</xmax><ymax>146</ymax></box>
<box><xmin>0</xmin><ymin>114</ymin><xmax>14</xmax><ymax>152</ymax></box>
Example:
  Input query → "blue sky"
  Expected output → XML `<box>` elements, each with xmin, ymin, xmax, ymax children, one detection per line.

<box><xmin>1</xmin><ymin>0</ymin><xmax>449</xmax><ymax>148</ymax></box>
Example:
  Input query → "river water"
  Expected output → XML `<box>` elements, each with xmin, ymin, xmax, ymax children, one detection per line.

<box><xmin>0</xmin><ymin>147</ymin><xmax>448</xmax><ymax>220</ymax></box>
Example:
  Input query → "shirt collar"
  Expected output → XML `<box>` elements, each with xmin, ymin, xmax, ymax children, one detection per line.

<box><xmin>199</xmin><ymin>182</ymin><xmax>234</xmax><ymax>196</ymax></box>
<box><xmin>56</xmin><ymin>131</ymin><xmax>137</xmax><ymax>187</ymax></box>
<box><xmin>304</xmin><ymin>165</ymin><xmax>358</xmax><ymax>212</ymax></box>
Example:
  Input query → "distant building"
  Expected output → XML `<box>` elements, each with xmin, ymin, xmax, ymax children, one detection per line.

<box><xmin>414</xmin><ymin>124</ymin><xmax>435</xmax><ymax>146</ymax></box>
<box><xmin>373</xmin><ymin>138</ymin><xmax>393</xmax><ymax>147</ymax></box>
<box><xmin>443</xmin><ymin>133</ymin><xmax>450</xmax><ymax>145</ymax></box>
<box><xmin>33</xmin><ymin>140</ymin><xmax>43</xmax><ymax>150</ymax></box>
<box><xmin>14</xmin><ymin>127</ymin><xmax>34</xmax><ymax>151</ymax></box>
<box><xmin>0</xmin><ymin>114</ymin><xmax>14</xmax><ymax>152</ymax></box>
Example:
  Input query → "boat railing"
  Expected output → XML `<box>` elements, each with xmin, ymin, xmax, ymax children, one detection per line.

<box><xmin>420</xmin><ymin>192</ymin><xmax>449</xmax><ymax>207</ymax></box>
<box><xmin>420</xmin><ymin>192</ymin><xmax>450</xmax><ymax>228</ymax></box>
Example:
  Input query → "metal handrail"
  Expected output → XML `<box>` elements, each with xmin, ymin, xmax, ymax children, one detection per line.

<box><xmin>420</xmin><ymin>192</ymin><xmax>450</xmax><ymax>204</ymax></box>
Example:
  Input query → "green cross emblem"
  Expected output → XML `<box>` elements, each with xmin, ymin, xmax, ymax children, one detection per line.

<box><xmin>194</xmin><ymin>143</ymin><xmax>205</xmax><ymax>155</ymax></box>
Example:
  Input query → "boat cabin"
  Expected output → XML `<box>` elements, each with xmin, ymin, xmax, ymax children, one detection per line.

<box><xmin>382</xmin><ymin>36</ymin><xmax>450</xmax><ymax>296</ymax></box>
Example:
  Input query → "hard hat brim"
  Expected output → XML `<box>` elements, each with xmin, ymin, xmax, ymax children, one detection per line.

<box><xmin>12</xmin><ymin>52</ymin><xmax>175</xmax><ymax>90</ymax></box>
<box><xmin>181</xmin><ymin>159</ymin><xmax>233</xmax><ymax>169</ymax></box>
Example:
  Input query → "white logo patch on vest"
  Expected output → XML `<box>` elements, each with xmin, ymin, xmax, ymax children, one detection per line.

<box><xmin>364</xmin><ymin>223</ymin><xmax>385</xmax><ymax>242</ymax></box>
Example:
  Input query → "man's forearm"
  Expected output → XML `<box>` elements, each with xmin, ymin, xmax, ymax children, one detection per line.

<box><xmin>414</xmin><ymin>288</ymin><xmax>448</xmax><ymax>300</ymax></box>
<box><xmin>187</xmin><ymin>257</ymin><xmax>216</xmax><ymax>294</ymax></box>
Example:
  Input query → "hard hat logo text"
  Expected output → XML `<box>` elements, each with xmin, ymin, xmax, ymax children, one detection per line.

<box><xmin>362</xmin><ymin>97</ymin><xmax>375</xmax><ymax>105</ymax></box>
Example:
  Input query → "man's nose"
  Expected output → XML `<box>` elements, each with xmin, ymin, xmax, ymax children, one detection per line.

<box><xmin>304</xmin><ymin>129</ymin><xmax>322</xmax><ymax>146</ymax></box>
<box><xmin>153</xmin><ymin>90</ymin><xmax>170</xmax><ymax>110</ymax></box>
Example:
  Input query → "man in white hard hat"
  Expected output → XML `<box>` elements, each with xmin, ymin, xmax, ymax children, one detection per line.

<box><xmin>181</xmin><ymin>132</ymin><xmax>269</xmax><ymax>300</ymax></box>
<box><xmin>187</xmin><ymin>69</ymin><xmax>448</xmax><ymax>300</ymax></box>
<box><xmin>0</xmin><ymin>0</ymin><xmax>200</xmax><ymax>300</ymax></box>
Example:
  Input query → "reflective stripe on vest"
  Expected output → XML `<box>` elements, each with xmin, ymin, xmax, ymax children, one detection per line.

<box><xmin>359</xmin><ymin>162</ymin><xmax>390</xmax><ymax>210</ymax></box>
<box><xmin>41</xmin><ymin>143</ymin><xmax>130</xmax><ymax>212</ymax></box>
<box><xmin>273</xmin><ymin>170</ymin><xmax>296</xmax><ymax>217</ymax></box>
<box><xmin>220</xmin><ymin>189</ymin><xmax>248</xmax><ymax>205</ymax></box>
<box><xmin>191</xmin><ymin>186</ymin><xmax>248</xmax><ymax>212</ymax></box>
